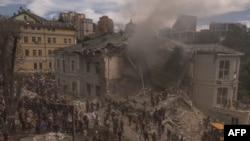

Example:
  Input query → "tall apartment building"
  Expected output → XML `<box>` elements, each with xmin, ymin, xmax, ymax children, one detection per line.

<box><xmin>82</xmin><ymin>18</ymin><xmax>94</xmax><ymax>36</ymax></box>
<box><xmin>59</xmin><ymin>11</ymin><xmax>85</xmax><ymax>39</ymax></box>
<box><xmin>13</xmin><ymin>7</ymin><xmax>76</xmax><ymax>72</ymax></box>
<box><xmin>210</xmin><ymin>22</ymin><xmax>247</xmax><ymax>37</ymax></box>
<box><xmin>97</xmin><ymin>16</ymin><xmax>114</xmax><ymax>34</ymax></box>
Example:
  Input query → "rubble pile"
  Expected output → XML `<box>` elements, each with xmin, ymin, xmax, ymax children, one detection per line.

<box><xmin>106</xmin><ymin>88</ymin><xmax>206</xmax><ymax>141</ymax></box>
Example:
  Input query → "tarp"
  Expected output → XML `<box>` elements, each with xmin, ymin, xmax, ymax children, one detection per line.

<box><xmin>33</xmin><ymin>132</ymin><xmax>71</xmax><ymax>141</ymax></box>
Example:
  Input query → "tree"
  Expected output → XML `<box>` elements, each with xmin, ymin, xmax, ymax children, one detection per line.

<box><xmin>186</xmin><ymin>30</ymin><xmax>219</xmax><ymax>44</ymax></box>
<box><xmin>0</xmin><ymin>17</ymin><xmax>20</xmax><ymax>113</ymax></box>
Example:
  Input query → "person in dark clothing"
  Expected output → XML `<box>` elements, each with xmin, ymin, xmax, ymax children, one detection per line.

<box><xmin>152</xmin><ymin>132</ymin><xmax>157</xmax><ymax>141</ymax></box>
<box><xmin>144</xmin><ymin>130</ymin><xmax>149</xmax><ymax>141</ymax></box>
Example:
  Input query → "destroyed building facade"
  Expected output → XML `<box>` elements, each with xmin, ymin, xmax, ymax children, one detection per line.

<box><xmin>53</xmin><ymin>34</ymin><xmax>126</xmax><ymax>97</ymax></box>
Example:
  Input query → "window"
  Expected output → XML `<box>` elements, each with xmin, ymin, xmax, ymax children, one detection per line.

<box><xmin>71</xmin><ymin>60</ymin><xmax>75</xmax><ymax>71</ymax></box>
<box><xmin>31</xmin><ymin>26</ymin><xmax>35</xmax><ymax>30</ymax></box>
<box><xmin>37</xmin><ymin>27</ymin><xmax>41</xmax><ymax>30</ymax></box>
<box><xmin>95</xmin><ymin>62</ymin><xmax>100</xmax><ymax>73</ymax></box>
<box><xmin>38</xmin><ymin>50</ymin><xmax>42</xmax><ymax>56</ymax></box>
<box><xmin>39</xmin><ymin>63</ymin><xmax>43</xmax><ymax>69</ymax></box>
<box><xmin>68</xmin><ymin>38</ymin><xmax>71</xmax><ymax>44</ymax></box>
<box><xmin>48</xmin><ymin>50</ymin><xmax>52</xmax><ymax>56</ymax></box>
<box><xmin>25</xmin><ymin>49</ymin><xmax>29</xmax><ymax>56</ymax></box>
<box><xmin>34</xmin><ymin>63</ymin><xmax>37</xmax><ymax>69</ymax></box>
<box><xmin>24</xmin><ymin>36</ymin><xmax>28</xmax><ymax>43</ymax></box>
<box><xmin>33</xmin><ymin>50</ymin><xmax>37</xmax><ymax>56</ymax></box>
<box><xmin>217</xmin><ymin>87</ymin><xmax>228</xmax><ymax>105</ymax></box>
<box><xmin>87</xmin><ymin>83</ymin><xmax>91</xmax><ymax>95</ymax></box>
<box><xmin>233</xmin><ymin>87</ymin><xmax>237</xmax><ymax>101</ymax></box>
<box><xmin>57</xmin><ymin>59</ymin><xmax>60</xmax><ymax>69</ymax></box>
<box><xmin>72</xmin><ymin>81</ymin><xmax>77</xmax><ymax>92</ymax></box>
<box><xmin>87</xmin><ymin>62</ymin><xmax>90</xmax><ymax>72</ymax></box>
<box><xmin>62</xmin><ymin>60</ymin><xmax>65</xmax><ymax>72</ymax></box>
<box><xmin>231</xmin><ymin>117</ymin><xmax>239</xmax><ymax>125</ymax></box>
<box><xmin>48</xmin><ymin>38</ymin><xmax>51</xmax><ymax>44</ymax></box>
<box><xmin>58</xmin><ymin>78</ymin><xmax>60</xmax><ymax>86</ymax></box>
<box><xmin>64</xmin><ymin>38</ymin><xmax>67</xmax><ymax>44</ymax></box>
<box><xmin>219</xmin><ymin>60</ymin><xmax>230</xmax><ymax>79</ymax></box>
<box><xmin>96</xmin><ymin>85</ymin><xmax>101</xmax><ymax>96</ymax></box>
<box><xmin>53</xmin><ymin>38</ymin><xmax>56</xmax><ymax>44</ymax></box>
<box><xmin>47</xmin><ymin>28</ymin><xmax>51</xmax><ymax>31</ymax></box>
<box><xmin>37</xmin><ymin>37</ymin><xmax>41</xmax><ymax>43</ymax></box>
<box><xmin>32</xmin><ymin>37</ymin><xmax>36</xmax><ymax>43</ymax></box>
<box><xmin>49</xmin><ymin>62</ymin><xmax>52</xmax><ymax>69</ymax></box>
<box><xmin>52</xmin><ymin>28</ymin><xmax>55</xmax><ymax>32</ymax></box>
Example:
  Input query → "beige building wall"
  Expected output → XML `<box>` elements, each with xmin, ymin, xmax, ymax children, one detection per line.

<box><xmin>14</xmin><ymin>13</ymin><xmax>76</xmax><ymax>72</ymax></box>
<box><xmin>192</xmin><ymin>54</ymin><xmax>241</xmax><ymax>109</ymax></box>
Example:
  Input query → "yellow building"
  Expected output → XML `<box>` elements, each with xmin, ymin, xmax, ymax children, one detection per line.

<box><xmin>12</xmin><ymin>7</ymin><xmax>76</xmax><ymax>72</ymax></box>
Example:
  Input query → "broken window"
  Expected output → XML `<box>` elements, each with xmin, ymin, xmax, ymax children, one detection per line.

<box><xmin>57</xmin><ymin>59</ymin><xmax>60</xmax><ymax>69</ymax></box>
<box><xmin>87</xmin><ymin>62</ymin><xmax>90</xmax><ymax>72</ymax></box>
<box><xmin>33</xmin><ymin>50</ymin><xmax>37</xmax><ymax>57</ymax></box>
<box><xmin>39</xmin><ymin>63</ymin><xmax>43</xmax><ymax>69</ymax></box>
<box><xmin>72</xmin><ymin>81</ymin><xmax>77</xmax><ymax>92</ymax></box>
<box><xmin>218</xmin><ymin>60</ymin><xmax>230</xmax><ymax>79</ymax></box>
<box><xmin>24</xmin><ymin>36</ymin><xmax>28</xmax><ymax>43</ymax></box>
<box><xmin>87</xmin><ymin>83</ymin><xmax>92</xmax><ymax>95</ymax></box>
<box><xmin>95</xmin><ymin>62</ymin><xmax>100</xmax><ymax>73</ymax></box>
<box><xmin>96</xmin><ymin>85</ymin><xmax>101</xmax><ymax>96</ymax></box>
<box><xmin>33</xmin><ymin>63</ymin><xmax>37</xmax><ymax>70</ymax></box>
<box><xmin>217</xmin><ymin>87</ymin><xmax>228</xmax><ymax>105</ymax></box>
<box><xmin>231</xmin><ymin>117</ymin><xmax>239</xmax><ymax>125</ymax></box>
<box><xmin>71</xmin><ymin>60</ymin><xmax>75</xmax><ymax>71</ymax></box>
<box><xmin>38</xmin><ymin>50</ymin><xmax>42</xmax><ymax>56</ymax></box>
<box><xmin>62</xmin><ymin>60</ymin><xmax>65</xmax><ymax>72</ymax></box>
<box><xmin>25</xmin><ymin>49</ymin><xmax>29</xmax><ymax>56</ymax></box>
<box><xmin>58</xmin><ymin>77</ymin><xmax>61</xmax><ymax>86</ymax></box>
<box><xmin>49</xmin><ymin>62</ymin><xmax>52</xmax><ymax>69</ymax></box>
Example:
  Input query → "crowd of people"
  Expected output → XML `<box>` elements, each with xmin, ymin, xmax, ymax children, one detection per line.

<box><xmin>0</xmin><ymin>72</ymin><xmax>191</xmax><ymax>141</ymax></box>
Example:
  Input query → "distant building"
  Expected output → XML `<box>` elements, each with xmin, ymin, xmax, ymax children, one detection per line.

<box><xmin>159</xmin><ymin>15</ymin><xmax>197</xmax><ymax>41</ymax></box>
<box><xmin>82</xmin><ymin>18</ymin><xmax>94</xmax><ymax>36</ymax></box>
<box><xmin>97</xmin><ymin>16</ymin><xmax>114</xmax><ymax>34</ymax></box>
<box><xmin>53</xmin><ymin>34</ymin><xmax>127</xmax><ymax>97</ymax></box>
<box><xmin>209</xmin><ymin>22</ymin><xmax>247</xmax><ymax>37</ymax></box>
<box><xmin>125</xmin><ymin>19</ymin><xmax>136</xmax><ymax>33</ymax></box>
<box><xmin>12</xmin><ymin>7</ymin><xmax>76</xmax><ymax>72</ymax></box>
<box><xmin>173</xmin><ymin>15</ymin><xmax>197</xmax><ymax>32</ymax></box>
<box><xmin>59</xmin><ymin>11</ymin><xmax>85</xmax><ymax>39</ymax></box>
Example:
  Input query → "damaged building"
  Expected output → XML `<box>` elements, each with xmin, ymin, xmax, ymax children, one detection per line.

<box><xmin>53</xmin><ymin>34</ymin><xmax>127</xmax><ymax>98</ymax></box>
<box><xmin>54</xmin><ymin>32</ymin><xmax>250</xmax><ymax>125</ymax></box>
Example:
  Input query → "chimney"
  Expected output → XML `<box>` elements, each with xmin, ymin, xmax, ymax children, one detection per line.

<box><xmin>13</xmin><ymin>13</ymin><xmax>16</xmax><ymax>16</ymax></box>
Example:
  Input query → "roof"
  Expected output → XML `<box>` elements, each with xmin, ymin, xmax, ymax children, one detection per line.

<box><xmin>54</xmin><ymin>33</ymin><xmax>128</xmax><ymax>55</ymax></box>
<box><xmin>12</xmin><ymin>8</ymin><xmax>47</xmax><ymax>22</ymax></box>
<box><xmin>169</xmin><ymin>40</ymin><xmax>244</xmax><ymax>56</ymax></box>
<box><xmin>12</xmin><ymin>8</ymin><xmax>75</xmax><ymax>29</ymax></box>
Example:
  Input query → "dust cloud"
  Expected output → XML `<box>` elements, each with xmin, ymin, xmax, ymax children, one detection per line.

<box><xmin>121</xmin><ymin>0</ymin><xmax>210</xmax><ymax>88</ymax></box>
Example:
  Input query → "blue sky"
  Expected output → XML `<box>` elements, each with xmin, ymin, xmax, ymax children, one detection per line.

<box><xmin>1</xmin><ymin>0</ymin><xmax>250</xmax><ymax>30</ymax></box>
